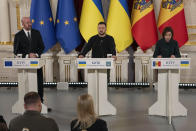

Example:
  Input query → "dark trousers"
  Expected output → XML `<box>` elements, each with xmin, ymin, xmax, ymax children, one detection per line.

<box><xmin>37</xmin><ymin>68</ymin><xmax>44</xmax><ymax>102</ymax></box>
<box><xmin>107</xmin><ymin>69</ymin><xmax>110</xmax><ymax>83</ymax></box>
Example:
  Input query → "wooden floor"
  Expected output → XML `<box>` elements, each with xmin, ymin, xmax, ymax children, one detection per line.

<box><xmin>0</xmin><ymin>87</ymin><xmax>196</xmax><ymax>131</ymax></box>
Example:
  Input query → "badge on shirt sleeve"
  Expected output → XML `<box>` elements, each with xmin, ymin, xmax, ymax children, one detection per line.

<box><xmin>22</xmin><ymin>128</ymin><xmax>30</xmax><ymax>131</ymax></box>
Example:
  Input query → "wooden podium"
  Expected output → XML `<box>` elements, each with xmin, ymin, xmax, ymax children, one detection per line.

<box><xmin>76</xmin><ymin>58</ymin><xmax>117</xmax><ymax>116</ymax></box>
<box><xmin>4</xmin><ymin>58</ymin><xmax>48</xmax><ymax>114</ymax></box>
<box><xmin>148</xmin><ymin>58</ymin><xmax>191</xmax><ymax>124</ymax></box>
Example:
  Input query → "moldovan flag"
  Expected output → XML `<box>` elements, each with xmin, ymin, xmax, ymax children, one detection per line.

<box><xmin>79</xmin><ymin>0</ymin><xmax>104</xmax><ymax>42</ymax></box>
<box><xmin>131</xmin><ymin>0</ymin><xmax>158</xmax><ymax>51</ymax></box>
<box><xmin>158</xmin><ymin>0</ymin><xmax>188</xmax><ymax>47</ymax></box>
<box><xmin>107</xmin><ymin>0</ymin><xmax>133</xmax><ymax>53</ymax></box>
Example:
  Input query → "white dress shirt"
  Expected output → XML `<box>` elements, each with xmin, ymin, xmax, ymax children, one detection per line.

<box><xmin>19</xmin><ymin>28</ymin><xmax>38</xmax><ymax>58</ymax></box>
<box><xmin>23</xmin><ymin>28</ymin><xmax>31</xmax><ymax>38</ymax></box>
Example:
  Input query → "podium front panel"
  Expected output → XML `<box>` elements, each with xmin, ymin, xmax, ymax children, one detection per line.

<box><xmin>76</xmin><ymin>58</ymin><xmax>114</xmax><ymax>69</ymax></box>
<box><xmin>4</xmin><ymin>58</ymin><xmax>45</xmax><ymax>69</ymax></box>
<box><xmin>151</xmin><ymin>58</ymin><xmax>191</xmax><ymax>69</ymax></box>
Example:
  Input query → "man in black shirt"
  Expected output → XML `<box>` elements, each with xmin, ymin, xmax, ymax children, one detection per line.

<box><xmin>153</xmin><ymin>26</ymin><xmax>181</xmax><ymax>58</ymax></box>
<box><xmin>79</xmin><ymin>22</ymin><xmax>116</xmax><ymax>60</ymax></box>
<box><xmin>79</xmin><ymin>22</ymin><xmax>116</xmax><ymax>82</ymax></box>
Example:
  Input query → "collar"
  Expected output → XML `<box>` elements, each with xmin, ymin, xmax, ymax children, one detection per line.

<box><xmin>23</xmin><ymin>28</ymin><xmax>31</xmax><ymax>36</ymax></box>
<box><xmin>97</xmin><ymin>34</ymin><xmax>107</xmax><ymax>38</ymax></box>
<box><xmin>24</xmin><ymin>110</ymin><xmax>41</xmax><ymax>116</ymax></box>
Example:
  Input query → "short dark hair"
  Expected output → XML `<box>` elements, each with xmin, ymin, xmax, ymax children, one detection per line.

<box><xmin>0</xmin><ymin>116</ymin><xmax>8</xmax><ymax>131</ymax></box>
<box><xmin>24</xmin><ymin>92</ymin><xmax>41</xmax><ymax>106</ymax></box>
<box><xmin>98</xmin><ymin>22</ymin><xmax>106</xmax><ymax>27</ymax></box>
<box><xmin>162</xmin><ymin>26</ymin><xmax>174</xmax><ymax>38</ymax></box>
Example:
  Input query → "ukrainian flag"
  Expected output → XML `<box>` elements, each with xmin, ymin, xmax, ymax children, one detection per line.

<box><xmin>180</xmin><ymin>61</ymin><xmax>189</xmax><ymax>67</ymax></box>
<box><xmin>79</xmin><ymin>0</ymin><xmax>104</xmax><ymax>42</ymax></box>
<box><xmin>30</xmin><ymin>61</ymin><xmax>38</xmax><ymax>67</ymax></box>
<box><xmin>78</xmin><ymin>61</ymin><xmax>87</xmax><ymax>67</ymax></box>
<box><xmin>107</xmin><ymin>0</ymin><xmax>133</xmax><ymax>53</ymax></box>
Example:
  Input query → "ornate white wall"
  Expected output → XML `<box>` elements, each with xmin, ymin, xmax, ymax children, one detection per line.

<box><xmin>180</xmin><ymin>0</ymin><xmax>196</xmax><ymax>83</ymax></box>
<box><xmin>134</xmin><ymin>0</ymin><xmax>196</xmax><ymax>83</ymax></box>
<box><xmin>1</xmin><ymin>0</ymin><xmax>196</xmax><ymax>83</ymax></box>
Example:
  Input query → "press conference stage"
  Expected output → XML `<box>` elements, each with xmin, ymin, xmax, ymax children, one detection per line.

<box><xmin>0</xmin><ymin>87</ymin><xmax>196</xmax><ymax>131</ymax></box>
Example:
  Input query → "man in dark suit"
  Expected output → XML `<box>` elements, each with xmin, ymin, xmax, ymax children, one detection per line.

<box><xmin>14</xmin><ymin>17</ymin><xmax>45</xmax><ymax>102</ymax></box>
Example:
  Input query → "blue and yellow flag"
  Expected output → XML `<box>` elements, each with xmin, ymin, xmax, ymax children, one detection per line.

<box><xmin>55</xmin><ymin>0</ymin><xmax>81</xmax><ymax>53</ymax></box>
<box><xmin>30</xmin><ymin>0</ymin><xmax>56</xmax><ymax>52</ymax></box>
<box><xmin>107</xmin><ymin>0</ymin><xmax>133</xmax><ymax>52</ymax></box>
<box><xmin>79</xmin><ymin>0</ymin><xmax>104</xmax><ymax>42</ymax></box>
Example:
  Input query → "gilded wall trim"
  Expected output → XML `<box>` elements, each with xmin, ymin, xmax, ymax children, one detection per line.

<box><xmin>16</xmin><ymin>4</ymin><xmax>22</xmax><ymax>30</ymax></box>
<box><xmin>188</xmin><ymin>33</ymin><xmax>196</xmax><ymax>36</ymax></box>
<box><xmin>188</xmin><ymin>33</ymin><xmax>196</xmax><ymax>41</ymax></box>
<box><xmin>186</xmin><ymin>41</ymin><xmax>196</xmax><ymax>45</ymax></box>
<box><xmin>0</xmin><ymin>42</ymin><xmax>13</xmax><ymax>45</ymax></box>
<box><xmin>187</xmin><ymin>25</ymin><xmax>196</xmax><ymax>29</ymax></box>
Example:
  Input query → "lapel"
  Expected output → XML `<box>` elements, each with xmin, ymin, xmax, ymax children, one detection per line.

<box><xmin>21</xmin><ymin>30</ymin><xmax>30</xmax><ymax>44</ymax></box>
<box><xmin>31</xmin><ymin>29</ymin><xmax>35</xmax><ymax>44</ymax></box>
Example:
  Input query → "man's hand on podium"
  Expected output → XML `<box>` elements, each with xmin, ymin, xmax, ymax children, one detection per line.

<box><xmin>157</xmin><ymin>55</ymin><xmax>162</xmax><ymax>58</ymax></box>
<box><xmin>112</xmin><ymin>55</ymin><xmax>117</xmax><ymax>61</ymax></box>
<box><xmin>29</xmin><ymin>53</ymin><xmax>37</xmax><ymax>58</ymax></box>
<box><xmin>78</xmin><ymin>55</ymin><xmax>84</xmax><ymax>58</ymax></box>
<box><xmin>171</xmin><ymin>55</ymin><xmax>175</xmax><ymax>58</ymax></box>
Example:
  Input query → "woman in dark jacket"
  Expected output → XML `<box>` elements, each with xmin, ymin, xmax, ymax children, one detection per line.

<box><xmin>71</xmin><ymin>94</ymin><xmax>108</xmax><ymax>131</ymax></box>
<box><xmin>0</xmin><ymin>115</ymin><xmax>8</xmax><ymax>131</ymax></box>
<box><xmin>153</xmin><ymin>26</ymin><xmax>181</xmax><ymax>58</ymax></box>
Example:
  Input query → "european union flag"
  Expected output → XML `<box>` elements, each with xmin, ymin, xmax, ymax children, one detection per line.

<box><xmin>55</xmin><ymin>0</ymin><xmax>81</xmax><ymax>53</ymax></box>
<box><xmin>30</xmin><ymin>0</ymin><xmax>57</xmax><ymax>52</ymax></box>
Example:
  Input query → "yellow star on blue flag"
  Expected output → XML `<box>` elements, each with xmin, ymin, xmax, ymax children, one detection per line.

<box><xmin>55</xmin><ymin>0</ymin><xmax>81</xmax><ymax>53</ymax></box>
<box><xmin>30</xmin><ymin>0</ymin><xmax>57</xmax><ymax>52</ymax></box>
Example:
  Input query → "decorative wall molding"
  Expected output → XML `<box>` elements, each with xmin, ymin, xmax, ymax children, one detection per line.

<box><xmin>16</xmin><ymin>4</ymin><xmax>22</xmax><ymax>30</ymax></box>
<box><xmin>185</xmin><ymin>41</ymin><xmax>196</xmax><ymax>45</ymax></box>
<box><xmin>0</xmin><ymin>42</ymin><xmax>13</xmax><ymax>45</ymax></box>
<box><xmin>187</xmin><ymin>25</ymin><xmax>196</xmax><ymax>29</ymax></box>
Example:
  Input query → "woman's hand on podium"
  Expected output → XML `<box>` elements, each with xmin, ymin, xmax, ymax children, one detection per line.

<box><xmin>112</xmin><ymin>55</ymin><xmax>117</xmax><ymax>61</ymax></box>
<box><xmin>157</xmin><ymin>55</ymin><xmax>162</xmax><ymax>58</ymax></box>
<box><xmin>78</xmin><ymin>55</ymin><xmax>84</xmax><ymax>58</ymax></box>
<box><xmin>170</xmin><ymin>55</ymin><xmax>175</xmax><ymax>58</ymax></box>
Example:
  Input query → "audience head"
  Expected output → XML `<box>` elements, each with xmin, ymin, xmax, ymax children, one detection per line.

<box><xmin>21</xmin><ymin>17</ymin><xmax>32</xmax><ymax>31</ymax></box>
<box><xmin>76</xmin><ymin>94</ymin><xmax>96</xmax><ymax>129</ymax></box>
<box><xmin>0</xmin><ymin>116</ymin><xmax>8</xmax><ymax>131</ymax></box>
<box><xmin>24</xmin><ymin>92</ymin><xmax>42</xmax><ymax>112</ymax></box>
<box><xmin>98</xmin><ymin>22</ymin><xmax>107</xmax><ymax>36</ymax></box>
<box><xmin>162</xmin><ymin>26</ymin><xmax>174</xmax><ymax>43</ymax></box>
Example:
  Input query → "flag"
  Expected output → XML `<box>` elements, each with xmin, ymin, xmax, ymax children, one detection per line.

<box><xmin>79</xmin><ymin>0</ymin><xmax>104</xmax><ymax>42</ymax></box>
<box><xmin>74</xmin><ymin>0</ymin><xmax>85</xmax><ymax>52</ymax></box>
<box><xmin>131</xmin><ymin>0</ymin><xmax>158</xmax><ymax>51</ymax></box>
<box><xmin>30</xmin><ymin>0</ymin><xmax>56</xmax><ymax>52</ymax></box>
<box><xmin>74</xmin><ymin>0</ymin><xmax>84</xmax><ymax>21</ymax></box>
<box><xmin>55</xmin><ymin>0</ymin><xmax>81</xmax><ymax>53</ymax></box>
<box><xmin>158</xmin><ymin>0</ymin><xmax>188</xmax><ymax>47</ymax></box>
<box><xmin>107</xmin><ymin>0</ymin><xmax>133</xmax><ymax>53</ymax></box>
